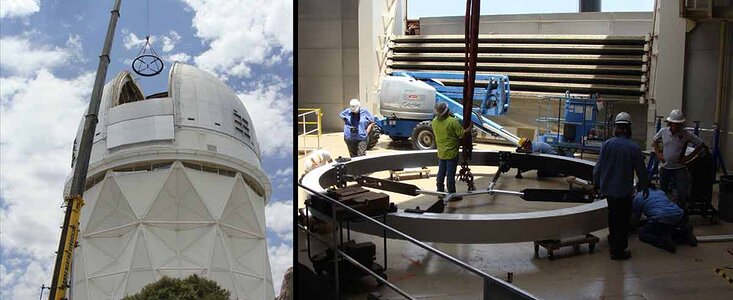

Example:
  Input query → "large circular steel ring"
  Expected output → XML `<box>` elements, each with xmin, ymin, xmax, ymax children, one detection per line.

<box><xmin>300</xmin><ymin>150</ymin><xmax>608</xmax><ymax>243</ymax></box>
<box><xmin>132</xmin><ymin>54</ymin><xmax>165</xmax><ymax>77</ymax></box>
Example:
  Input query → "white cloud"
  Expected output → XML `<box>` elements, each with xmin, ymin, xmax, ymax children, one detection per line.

<box><xmin>268</xmin><ymin>243</ymin><xmax>293</xmax><ymax>294</ymax></box>
<box><xmin>265</xmin><ymin>199</ymin><xmax>293</xmax><ymax>296</ymax></box>
<box><xmin>0</xmin><ymin>76</ymin><xmax>30</xmax><ymax>102</ymax></box>
<box><xmin>0</xmin><ymin>36</ymin><xmax>72</xmax><ymax>75</ymax></box>
<box><xmin>122</xmin><ymin>29</ymin><xmax>150</xmax><ymax>51</ymax></box>
<box><xmin>0</xmin><ymin>70</ymin><xmax>94</xmax><ymax>299</ymax></box>
<box><xmin>265</xmin><ymin>201</ymin><xmax>293</xmax><ymax>242</ymax></box>
<box><xmin>237</xmin><ymin>80</ymin><xmax>292</xmax><ymax>156</ymax></box>
<box><xmin>122</xmin><ymin>29</ymin><xmax>178</xmax><ymax>54</ymax></box>
<box><xmin>0</xmin><ymin>0</ymin><xmax>39</xmax><ymax>18</ymax></box>
<box><xmin>275</xmin><ymin>167</ymin><xmax>293</xmax><ymax>177</ymax></box>
<box><xmin>182</xmin><ymin>0</ymin><xmax>293</xmax><ymax>78</ymax></box>
<box><xmin>161</xmin><ymin>30</ymin><xmax>181</xmax><ymax>53</ymax></box>
<box><xmin>167</xmin><ymin>52</ymin><xmax>192</xmax><ymax>63</ymax></box>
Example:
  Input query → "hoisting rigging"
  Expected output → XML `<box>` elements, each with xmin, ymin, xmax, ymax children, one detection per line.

<box><xmin>132</xmin><ymin>0</ymin><xmax>163</xmax><ymax>77</ymax></box>
<box><xmin>457</xmin><ymin>0</ymin><xmax>481</xmax><ymax>192</ymax></box>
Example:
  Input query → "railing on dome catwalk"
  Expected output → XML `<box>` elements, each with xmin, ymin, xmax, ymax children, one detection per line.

<box><xmin>298</xmin><ymin>108</ymin><xmax>323</xmax><ymax>156</ymax></box>
<box><xmin>536</xmin><ymin>91</ymin><xmax>617</xmax><ymax>159</ymax></box>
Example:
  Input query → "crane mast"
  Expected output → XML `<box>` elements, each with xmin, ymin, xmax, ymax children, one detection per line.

<box><xmin>48</xmin><ymin>0</ymin><xmax>122</xmax><ymax>299</ymax></box>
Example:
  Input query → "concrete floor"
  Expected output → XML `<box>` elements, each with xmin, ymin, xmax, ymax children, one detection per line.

<box><xmin>298</xmin><ymin>133</ymin><xmax>733</xmax><ymax>299</ymax></box>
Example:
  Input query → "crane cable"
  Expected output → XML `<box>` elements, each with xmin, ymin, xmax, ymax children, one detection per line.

<box><xmin>457</xmin><ymin>0</ymin><xmax>481</xmax><ymax>191</ymax></box>
<box><xmin>132</xmin><ymin>0</ymin><xmax>164</xmax><ymax>77</ymax></box>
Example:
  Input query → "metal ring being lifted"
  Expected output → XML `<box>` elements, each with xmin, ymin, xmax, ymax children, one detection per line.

<box><xmin>300</xmin><ymin>150</ymin><xmax>608</xmax><ymax>244</ymax></box>
<box><xmin>132</xmin><ymin>54</ymin><xmax>164</xmax><ymax>77</ymax></box>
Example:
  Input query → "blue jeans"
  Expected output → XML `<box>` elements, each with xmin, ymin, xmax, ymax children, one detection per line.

<box><xmin>437</xmin><ymin>157</ymin><xmax>459</xmax><ymax>193</ymax></box>
<box><xmin>659</xmin><ymin>167</ymin><xmax>688</xmax><ymax>205</ymax></box>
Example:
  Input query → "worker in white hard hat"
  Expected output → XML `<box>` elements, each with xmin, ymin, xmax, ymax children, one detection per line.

<box><xmin>593</xmin><ymin>112</ymin><xmax>649</xmax><ymax>260</ymax></box>
<box><xmin>652</xmin><ymin>109</ymin><xmax>705</xmax><ymax>207</ymax></box>
<box><xmin>339</xmin><ymin>99</ymin><xmax>374</xmax><ymax>157</ymax></box>
<box><xmin>303</xmin><ymin>149</ymin><xmax>332</xmax><ymax>173</ymax></box>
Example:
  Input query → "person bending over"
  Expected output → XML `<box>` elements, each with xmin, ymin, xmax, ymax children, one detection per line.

<box><xmin>632</xmin><ymin>184</ymin><xmax>697</xmax><ymax>253</ymax></box>
<box><xmin>515</xmin><ymin>137</ymin><xmax>558</xmax><ymax>178</ymax></box>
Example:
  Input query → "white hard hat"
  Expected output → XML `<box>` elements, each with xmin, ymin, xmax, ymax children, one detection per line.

<box><xmin>614</xmin><ymin>112</ymin><xmax>632</xmax><ymax>125</ymax></box>
<box><xmin>666</xmin><ymin>109</ymin><xmax>686</xmax><ymax>123</ymax></box>
<box><xmin>304</xmin><ymin>149</ymin><xmax>332</xmax><ymax>172</ymax></box>
<box><xmin>349</xmin><ymin>99</ymin><xmax>360</xmax><ymax>112</ymax></box>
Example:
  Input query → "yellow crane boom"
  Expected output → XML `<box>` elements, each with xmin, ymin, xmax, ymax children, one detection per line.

<box><xmin>49</xmin><ymin>196</ymin><xmax>84</xmax><ymax>299</ymax></box>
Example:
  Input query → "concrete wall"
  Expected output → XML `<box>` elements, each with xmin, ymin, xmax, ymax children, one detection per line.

<box><xmin>682</xmin><ymin>21</ymin><xmax>733</xmax><ymax>170</ymax></box>
<box><xmin>298</xmin><ymin>0</ymin><xmax>359</xmax><ymax>131</ymax></box>
<box><xmin>419</xmin><ymin>12</ymin><xmax>652</xmax><ymax>36</ymax></box>
<box><xmin>647</xmin><ymin>0</ymin><xmax>687</xmax><ymax>147</ymax></box>
<box><xmin>358</xmin><ymin>0</ymin><xmax>406</xmax><ymax>131</ymax></box>
<box><xmin>683</xmin><ymin>22</ymin><xmax>720</xmax><ymax>134</ymax></box>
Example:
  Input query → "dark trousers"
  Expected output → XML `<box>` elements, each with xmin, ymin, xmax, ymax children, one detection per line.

<box><xmin>436</xmin><ymin>157</ymin><xmax>459</xmax><ymax>193</ymax></box>
<box><xmin>659</xmin><ymin>167</ymin><xmax>689</xmax><ymax>206</ymax></box>
<box><xmin>607</xmin><ymin>196</ymin><xmax>633</xmax><ymax>255</ymax></box>
<box><xmin>638</xmin><ymin>222</ymin><xmax>673</xmax><ymax>249</ymax></box>
<box><xmin>345</xmin><ymin>139</ymin><xmax>367</xmax><ymax>157</ymax></box>
<box><xmin>639</xmin><ymin>220</ymin><xmax>694</xmax><ymax>248</ymax></box>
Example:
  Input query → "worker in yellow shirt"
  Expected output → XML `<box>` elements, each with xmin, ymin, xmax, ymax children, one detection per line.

<box><xmin>431</xmin><ymin>102</ymin><xmax>470</xmax><ymax>195</ymax></box>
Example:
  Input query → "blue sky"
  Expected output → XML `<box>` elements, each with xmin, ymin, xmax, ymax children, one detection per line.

<box><xmin>407</xmin><ymin>0</ymin><xmax>653</xmax><ymax>18</ymax></box>
<box><xmin>0</xmin><ymin>0</ymin><xmax>292</xmax><ymax>298</ymax></box>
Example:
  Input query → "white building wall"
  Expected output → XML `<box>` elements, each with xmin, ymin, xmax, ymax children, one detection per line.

<box><xmin>419</xmin><ymin>12</ymin><xmax>652</xmax><ymax>36</ymax></box>
<box><xmin>68</xmin><ymin>63</ymin><xmax>274</xmax><ymax>299</ymax></box>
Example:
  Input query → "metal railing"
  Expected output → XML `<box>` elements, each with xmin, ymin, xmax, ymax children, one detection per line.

<box><xmin>298</xmin><ymin>108</ymin><xmax>322</xmax><ymax>156</ymax></box>
<box><xmin>298</xmin><ymin>183</ymin><xmax>539</xmax><ymax>300</ymax></box>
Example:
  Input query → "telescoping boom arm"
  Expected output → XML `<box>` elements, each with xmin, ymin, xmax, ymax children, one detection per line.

<box><xmin>48</xmin><ymin>0</ymin><xmax>122</xmax><ymax>299</ymax></box>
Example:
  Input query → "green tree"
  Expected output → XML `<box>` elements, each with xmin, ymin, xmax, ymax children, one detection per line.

<box><xmin>122</xmin><ymin>274</ymin><xmax>231</xmax><ymax>300</ymax></box>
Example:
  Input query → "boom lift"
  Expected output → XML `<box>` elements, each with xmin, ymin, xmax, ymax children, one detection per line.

<box><xmin>373</xmin><ymin>71</ymin><xmax>520</xmax><ymax>150</ymax></box>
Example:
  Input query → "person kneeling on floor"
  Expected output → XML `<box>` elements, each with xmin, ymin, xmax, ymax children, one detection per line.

<box><xmin>631</xmin><ymin>184</ymin><xmax>698</xmax><ymax>253</ymax></box>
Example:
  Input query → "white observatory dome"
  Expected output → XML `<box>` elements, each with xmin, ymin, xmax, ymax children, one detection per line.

<box><xmin>66</xmin><ymin>63</ymin><xmax>274</xmax><ymax>299</ymax></box>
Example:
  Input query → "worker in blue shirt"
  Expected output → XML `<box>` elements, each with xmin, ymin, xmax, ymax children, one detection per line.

<box><xmin>515</xmin><ymin>137</ymin><xmax>558</xmax><ymax>178</ymax></box>
<box><xmin>593</xmin><ymin>112</ymin><xmax>649</xmax><ymax>260</ymax></box>
<box><xmin>632</xmin><ymin>184</ymin><xmax>697</xmax><ymax>253</ymax></box>
<box><xmin>517</xmin><ymin>137</ymin><xmax>557</xmax><ymax>155</ymax></box>
<box><xmin>339</xmin><ymin>99</ymin><xmax>374</xmax><ymax>157</ymax></box>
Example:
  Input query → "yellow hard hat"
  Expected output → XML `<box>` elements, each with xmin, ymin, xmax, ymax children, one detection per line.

<box><xmin>519</xmin><ymin>137</ymin><xmax>530</xmax><ymax>147</ymax></box>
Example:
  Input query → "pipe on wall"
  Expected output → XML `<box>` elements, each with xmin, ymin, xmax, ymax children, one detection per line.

<box><xmin>716</xmin><ymin>21</ymin><xmax>729</xmax><ymax>125</ymax></box>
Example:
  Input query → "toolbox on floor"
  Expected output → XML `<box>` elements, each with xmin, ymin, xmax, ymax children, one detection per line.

<box><xmin>310</xmin><ymin>186</ymin><xmax>390</xmax><ymax>220</ymax></box>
